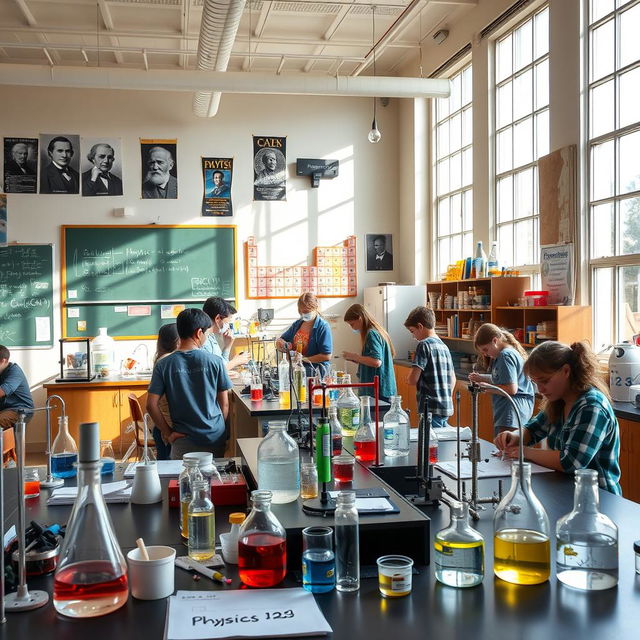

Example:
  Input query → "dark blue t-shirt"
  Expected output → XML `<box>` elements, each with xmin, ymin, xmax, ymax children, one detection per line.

<box><xmin>0</xmin><ymin>362</ymin><xmax>34</xmax><ymax>412</ymax></box>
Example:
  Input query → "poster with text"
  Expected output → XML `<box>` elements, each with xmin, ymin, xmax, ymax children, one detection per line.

<box><xmin>81</xmin><ymin>137</ymin><xmax>123</xmax><ymax>197</ymax></box>
<box><xmin>3</xmin><ymin>137</ymin><xmax>38</xmax><ymax>194</ymax></box>
<box><xmin>141</xmin><ymin>139</ymin><xmax>178</xmax><ymax>199</ymax></box>
<box><xmin>202</xmin><ymin>157</ymin><xmax>233</xmax><ymax>216</ymax></box>
<box><xmin>0</xmin><ymin>194</ymin><xmax>6</xmax><ymax>247</ymax></box>
<box><xmin>39</xmin><ymin>133</ymin><xmax>80</xmax><ymax>194</ymax></box>
<box><xmin>541</xmin><ymin>243</ymin><xmax>574</xmax><ymax>305</ymax></box>
<box><xmin>253</xmin><ymin>135</ymin><xmax>286</xmax><ymax>201</ymax></box>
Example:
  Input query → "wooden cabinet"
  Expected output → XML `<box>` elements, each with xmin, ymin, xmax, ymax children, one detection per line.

<box><xmin>450</xmin><ymin>381</ymin><xmax>494</xmax><ymax>441</ymax></box>
<box><xmin>393</xmin><ymin>364</ymin><xmax>418</xmax><ymax>426</ymax></box>
<box><xmin>618</xmin><ymin>418</ymin><xmax>640</xmax><ymax>503</ymax></box>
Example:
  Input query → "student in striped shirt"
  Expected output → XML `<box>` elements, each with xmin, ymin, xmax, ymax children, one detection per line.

<box><xmin>495</xmin><ymin>340</ymin><xmax>621</xmax><ymax>495</ymax></box>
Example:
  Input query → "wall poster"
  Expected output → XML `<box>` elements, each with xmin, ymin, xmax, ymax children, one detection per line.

<box><xmin>3</xmin><ymin>137</ymin><xmax>38</xmax><ymax>194</ymax></box>
<box><xmin>253</xmin><ymin>135</ymin><xmax>286</xmax><ymax>201</ymax></box>
<box><xmin>141</xmin><ymin>139</ymin><xmax>178</xmax><ymax>199</ymax></box>
<box><xmin>202</xmin><ymin>157</ymin><xmax>233</xmax><ymax>216</ymax></box>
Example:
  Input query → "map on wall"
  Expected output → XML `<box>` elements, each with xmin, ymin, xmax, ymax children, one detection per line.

<box><xmin>245</xmin><ymin>235</ymin><xmax>357</xmax><ymax>299</ymax></box>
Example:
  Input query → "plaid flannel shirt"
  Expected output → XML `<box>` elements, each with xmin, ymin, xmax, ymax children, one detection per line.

<box><xmin>413</xmin><ymin>336</ymin><xmax>454</xmax><ymax>417</ymax></box>
<box><xmin>524</xmin><ymin>387</ymin><xmax>621</xmax><ymax>495</ymax></box>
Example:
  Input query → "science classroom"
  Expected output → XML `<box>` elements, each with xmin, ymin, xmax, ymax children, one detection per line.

<box><xmin>0</xmin><ymin>0</ymin><xmax>639</xmax><ymax>638</ymax></box>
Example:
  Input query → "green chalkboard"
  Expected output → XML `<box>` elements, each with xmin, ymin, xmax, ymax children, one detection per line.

<box><xmin>62</xmin><ymin>225</ymin><xmax>237</xmax><ymax>338</ymax></box>
<box><xmin>0</xmin><ymin>244</ymin><xmax>54</xmax><ymax>348</ymax></box>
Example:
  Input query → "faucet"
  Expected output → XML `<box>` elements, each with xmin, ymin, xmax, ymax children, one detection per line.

<box><xmin>132</xmin><ymin>343</ymin><xmax>150</xmax><ymax>371</ymax></box>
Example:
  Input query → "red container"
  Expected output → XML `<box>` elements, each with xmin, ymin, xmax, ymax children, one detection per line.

<box><xmin>523</xmin><ymin>290</ymin><xmax>549</xmax><ymax>306</ymax></box>
<box><xmin>168</xmin><ymin>471</ymin><xmax>248</xmax><ymax>507</ymax></box>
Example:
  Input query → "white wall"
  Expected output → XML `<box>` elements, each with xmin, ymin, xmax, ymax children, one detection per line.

<box><xmin>0</xmin><ymin>86</ymin><xmax>400</xmax><ymax>446</ymax></box>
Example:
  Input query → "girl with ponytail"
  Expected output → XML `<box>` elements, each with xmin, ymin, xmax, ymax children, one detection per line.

<box><xmin>469</xmin><ymin>323</ymin><xmax>535</xmax><ymax>435</ymax></box>
<box><xmin>495</xmin><ymin>340</ymin><xmax>621</xmax><ymax>495</ymax></box>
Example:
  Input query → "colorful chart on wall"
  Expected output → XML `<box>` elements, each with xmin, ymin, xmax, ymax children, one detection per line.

<box><xmin>245</xmin><ymin>235</ymin><xmax>357</xmax><ymax>299</ymax></box>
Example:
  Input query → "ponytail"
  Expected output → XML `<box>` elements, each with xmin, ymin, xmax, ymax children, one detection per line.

<box><xmin>473</xmin><ymin>322</ymin><xmax>527</xmax><ymax>372</ymax></box>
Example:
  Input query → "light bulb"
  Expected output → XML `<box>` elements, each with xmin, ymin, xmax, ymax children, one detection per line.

<box><xmin>368</xmin><ymin>118</ymin><xmax>382</xmax><ymax>144</ymax></box>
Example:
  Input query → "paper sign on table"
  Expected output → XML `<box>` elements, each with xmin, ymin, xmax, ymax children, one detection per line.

<box><xmin>435</xmin><ymin>458</ymin><xmax>554</xmax><ymax>480</ymax></box>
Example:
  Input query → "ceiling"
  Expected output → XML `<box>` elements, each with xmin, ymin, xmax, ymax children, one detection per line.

<box><xmin>0</xmin><ymin>0</ymin><xmax>476</xmax><ymax>78</ymax></box>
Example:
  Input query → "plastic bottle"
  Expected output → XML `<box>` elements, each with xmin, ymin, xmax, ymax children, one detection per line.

<box><xmin>179</xmin><ymin>458</ymin><xmax>203</xmax><ymax>539</ymax></box>
<box><xmin>494</xmin><ymin>461</ymin><xmax>550</xmax><ymax>585</ymax></box>
<box><xmin>220</xmin><ymin>512</ymin><xmax>246</xmax><ymax>565</ymax></box>
<box><xmin>315</xmin><ymin>417</ymin><xmax>331</xmax><ymax>484</ymax></box>
<box><xmin>257</xmin><ymin>421</ymin><xmax>300</xmax><ymax>504</ymax></box>
<box><xmin>292</xmin><ymin>352</ymin><xmax>307</xmax><ymax>404</ymax></box>
<box><xmin>556</xmin><ymin>469</ymin><xmax>618</xmax><ymax>590</ymax></box>
<box><xmin>328</xmin><ymin>405</ymin><xmax>343</xmax><ymax>456</ymax></box>
<box><xmin>53</xmin><ymin>422</ymin><xmax>128</xmax><ymax>618</ymax></box>
<box><xmin>488</xmin><ymin>241</ymin><xmax>499</xmax><ymax>275</ymax></box>
<box><xmin>383</xmin><ymin>396</ymin><xmax>410</xmax><ymax>457</ymax></box>
<box><xmin>334</xmin><ymin>491</ymin><xmax>360</xmax><ymax>592</ymax></box>
<box><xmin>91</xmin><ymin>327</ymin><xmax>116</xmax><ymax>377</ymax></box>
<box><xmin>354</xmin><ymin>396</ymin><xmax>376</xmax><ymax>462</ymax></box>
<box><xmin>51</xmin><ymin>416</ymin><xmax>78</xmax><ymax>479</ymax></box>
<box><xmin>188</xmin><ymin>479</ymin><xmax>216</xmax><ymax>562</ymax></box>
<box><xmin>473</xmin><ymin>241</ymin><xmax>487</xmax><ymax>279</ymax></box>
<box><xmin>278</xmin><ymin>355</ymin><xmax>291</xmax><ymax>407</ymax></box>
<box><xmin>99</xmin><ymin>439</ymin><xmax>115</xmax><ymax>475</ymax></box>
<box><xmin>238</xmin><ymin>490</ymin><xmax>287</xmax><ymax>587</ymax></box>
<box><xmin>336</xmin><ymin>374</ymin><xmax>360</xmax><ymax>437</ymax></box>
<box><xmin>434</xmin><ymin>501</ymin><xmax>484</xmax><ymax>587</ymax></box>
<box><xmin>427</xmin><ymin>413</ymin><xmax>439</xmax><ymax>464</ymax></box>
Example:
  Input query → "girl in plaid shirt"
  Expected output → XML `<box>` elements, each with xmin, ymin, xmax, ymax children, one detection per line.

<box><xmin>495</xmin><ymin>341</ymin><xmax>621</xmax><ymax>494</ymax></box>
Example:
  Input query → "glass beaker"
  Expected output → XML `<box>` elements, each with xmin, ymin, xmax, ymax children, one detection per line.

<box><xmin>377</xmin><ymin>555</ymin><xmax>413</xmax><ymax>597</ymax></box>
<box><xmin>556</xmin><ymin>469</ymin><xmax>618</xmax><ymax>590</ymax></box>
<box><xmin>24</xmin><ymin>467</ymin><xmax>40</xmax><ymax>498</ymax></box>
<box><xmin>53</xmin><ymin>422</ymin><xmax>128</xmax><ymax>618</ymax></box>
<box><xmin>383</xmin><ymin>396</ymin><xmax>410</xmax><ymax>457</ymax></box>
<box><xmin>493</xmin><ymin>461</ymin><xmax>551</xmax><ymax>585</ymax></box>
<box><xmin>250</xmin><ymin>373</ymin><xmax>263</xmax><ymax>401</ymax></box>
<box><xmin>99</xmin><ymin>440</ymin><xmax>115</xmax><ymax>475</ymax></box>
<box><xmin>179</xmin><ymin>458</ymin><xmax>203</xmax><ymax>539</ymax></box>
<box><xmin>336</xmin><ymin>374</ymin><xmax>360</xmax><ymax>437</ymax></box>
<box><xmin>257</xmin><ymin>422</ymin><xmax>300</xmax><ymax>504</ymax></box>
<box><xmin>334</xmin><ymin>491</ymin><xmax>359</xmax><ymax>592</ymax></box>
<box><xmin>51</xmin><ymin>416</ymin><xmax>78</xmax><ymax>478</ymax></box>
<box><xmin>238</xmin><ymin>490</ymin><xmax>287</xmax><ymax>588</ymax></box>
<box><xmin>302</xmin><ymin>526</ymin><xmax>335</xmax><ymax>593</ymax></box>
<box><xmin>354</xmin><ymin>396</ymin><xmax>376</xmax><ymax>462</ymax></box>
<box><xmin>188</xmin><ymin>479</ymin><xmax>216</xmax><ymax>562</ymax></box>
<box><xmin>332</xmin><ymin>454</ymin><xmax>355</xmax><ymax>483</ymax></box>
<box><xmin>300</xmin><ymin>462</ymin><xmax>319</xmax><ymax>500</ymax></box>
<box><xmin>328</xmin><ymin>405</ymin><xmax>343</xmax><ymax>456</ymax></box>
<box><xmin>434</xmin><ymin>501</ymin><xmax>484</xmax><ymax>587</ymax></box>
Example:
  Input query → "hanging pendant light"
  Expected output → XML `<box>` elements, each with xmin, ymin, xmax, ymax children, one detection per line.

<box><xmin>368</xmin><ymin>6</ymin><xmax>381</xmax><ymax>144</ymax></box>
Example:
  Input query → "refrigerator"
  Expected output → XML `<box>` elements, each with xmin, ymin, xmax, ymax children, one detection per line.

<box><xmin>364</xmin><ymin>285</ymin><xmax>426</xmax><ymax>360</ymax></box>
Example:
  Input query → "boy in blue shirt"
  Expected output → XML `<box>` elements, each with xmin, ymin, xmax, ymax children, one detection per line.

<box><xmin>202</xmin><ymin>296</ymin><xmax>250</xmax><ymax>371</ymax></box>
<box><xmin>147</xmin><ymin>308</ymin><xmax>232</xmax><ymax>459</ymax></box>
<box><xmin>404</xmin><ymin>307</ymin><xmax>455</xmax><ymax>427</ymax></box>
<box><xmin>0</xmin><ymin>345</ymin><xmax>34</xmax><ymax>428</ymax></box>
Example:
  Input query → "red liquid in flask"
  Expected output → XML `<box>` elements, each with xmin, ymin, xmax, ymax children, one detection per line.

<box><xmin>332</xmin><ymin>435</ymin><xmax>343</xmax><ymax>457</ymax></box>
<box><xmin>54</xmin><ymin>561</ymin><xmax>129</xmax><ymax>618</ymax></box>
<box><xmin>24</xmin><ymin>481</ymin><xmax>40</xmax><ymax>498</ymax></box>
<box><xmin>429</xmin><ymin>445</ymin><xmax>438</xmax><ymax>464</ymax></box>
<box><xmin>250</xmin><ymin>386</ymin><xmax>263</xmax><ymax>401</ymax></box>
<box><xmin>333</xmin><ymin>462</ymin><xmax>354</xmax><ymax>483</ymax></box>
<box><xmin>354</xmin><ymin>439</ymin><xmax>376</xmax><ymax>462</ymax></box>
<box><xmin>238</xmin><ymin>534</ymin><xmax>287</xmax><ymax>588</ymax></box>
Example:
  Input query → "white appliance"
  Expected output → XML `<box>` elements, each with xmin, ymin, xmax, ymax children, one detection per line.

<box><xmin>364</xmin><ymin>285</ymin><xmax>426</xmax><ymax>361</ymax></box>
<box><xmin>609</xmin><ymin>342</ymin><xmax>640</xmax><ymax>402</ymax></box>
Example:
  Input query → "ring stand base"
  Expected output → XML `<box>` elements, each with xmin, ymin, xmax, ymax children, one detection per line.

<box><xmin>302</xmin><ymin>497</ymin><xmax>337</xmax><ymax>515</ymax></box>
<box><xmin>5</xmin><ymin>590</ymin><xmax>49</xmax><ymax>611</ymax></box>
<box><xmin>40</xmin><ymin>477</ymin><xmax>64</xmax><ymax>489</ymax></box>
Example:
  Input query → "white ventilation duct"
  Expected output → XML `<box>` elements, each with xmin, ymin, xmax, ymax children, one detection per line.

<box><xmin>193</xmin><ymin>0</ymin><xmax>246</xmax><ymax>118</ymax></box>
<box><xmin>0</xmin><ymin>64</ymin><xmax>450</xmax><ymax>99</ymax></box>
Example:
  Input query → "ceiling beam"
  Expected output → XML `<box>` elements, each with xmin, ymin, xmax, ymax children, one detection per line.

<box><xmin>14</xmin><ymin>0</ymin><xmax>36</xmax><ymax>26</ymax></box>
<box><xmin>180</xmin><ymin>0</ymin><xmax>190</xmax><ymax>69</ymax></box>
<box><xmin>13</xmin><ymin>0</ymin><xmax>63</xmax><ymax>65</ymax></box>
<box><xmin>98</xmin><ymin>0</ymin><xmax>124</xmax><ymax>65</ymax></box>
<box><xmin>303</xmin><ymin>2</ymin><xmax>352</xmax><ymax>74</ymax></box>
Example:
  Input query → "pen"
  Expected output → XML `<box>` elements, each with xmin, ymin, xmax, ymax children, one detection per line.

<box><xmin>187</xmin><ymin>558</ymin><xmax>232</xmax><ymax>584</ymax></box>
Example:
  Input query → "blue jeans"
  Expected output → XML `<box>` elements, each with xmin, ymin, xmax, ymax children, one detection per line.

<box><xmin>152</xmin><ymin>426</ymin><xmax>172</xmax><ymax>460</ymax></box>
<box><xmin>431</xmin><ymin>415</ymin><xmax>449</xmax><ymax>429</ymax></box>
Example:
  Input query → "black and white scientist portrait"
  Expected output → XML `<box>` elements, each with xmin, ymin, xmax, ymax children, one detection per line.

<box><xmin>366</xmin><ymin>234</ymin><xmax>394</xmax><ymax>271</ymax></box>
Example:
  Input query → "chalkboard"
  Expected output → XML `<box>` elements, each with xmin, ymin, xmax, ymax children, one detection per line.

<box><xmin>62</xmin><ymin>225</ymin><xmax>237</xmax><ymax>338</ymax></box>
<box><xmin>0</xmin><ymin>244</ymin><xmax>54</xmax><ymax>348</ymax></box>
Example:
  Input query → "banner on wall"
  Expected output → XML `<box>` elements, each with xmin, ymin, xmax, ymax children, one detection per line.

<box><xmin>3</xmin><ymin>137</ymin><xmax>38</xmax><ymax>194</ymax></box>
<box><xmin>541</xmin><ymin>243</ymin><xmax>574</xmax><ymax>305</ymax></box>
<box><xmin>141</xmin><ymin>138</ymin><xmax>178</xmax><ymax>199</ymax></box>
<box><xmin>201</xmin><ymin>157</ymin><xmax>233</xmax><ymax>216</ymax></box>
<box><xmin>253</xmin><ymin>135</ymin><xmax>286</xmax><ymax>202</ymax></box>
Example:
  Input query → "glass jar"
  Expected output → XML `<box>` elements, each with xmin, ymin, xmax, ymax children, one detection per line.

<box><xmin>238</xmin><ymin>490</ymin><xmax>287</xmax><ymax>588</ymax></box>
<box><xmin>257</xmin><ymin>422</ymin><xmax>300</xmax><ymax>504</ymax></box>
<box><xmin>179</xmin><ymin>458</ymin><xmax>203</xmax><ymax>539</ymax></box>
<box><xmin>354</xmin><ymin>396</ymin><xmax>376</xmax><ymax>462</ymax></box>
<box><xmin>334</xmin><ymin>491</ymin><xmax>359</xmax><ymax>592</ymax></box>
<box><xmin>91</xmin><ymin>327</ymin><xmax>116</xmax><ymax>377</ymax></box>
<box><xmin>493</xmin><ymin>461</ymin><xmax>550</xmax><ymax>585</ymax></box>
<box><xmin>51</xmin><ymin>416</ymin><xmax>78</xmax><ymax>479</ymax></box>
<box><xmin>300</xmin><ymin>462</ymin><xmax>319</xmax><ymax>500</ymax></box>
<box><xmin>556</xmin><ymin>469</ymin><xmax>618</xmax><ymax>590</ymax></box>
<box><xmin>336</xmin><ymin>374</ymin><xmax>360</xmax><ymax>437</ymax></box>
<box><xmin>188</xmin><ymin>479</ymin><xmax>216</xmax><ymax>562</ymax></box>
<box><xmin>328</xmin><ymin>405</ymin><xmax>343</xmax><ymax>456</ymax></box>
<box><xmin>434</xmin><ymin>501</ymin><xmax>484</xmax><ymax>587</ymax></box>
<box><xmin>383</xmin><ymin>396</ymin><xmax>410</xmax><ymax>457</ymax></box>
<box><xmin>99</xmin><ymin>440</ymin><xmax>115</xmax><ymax>475</ymax></box>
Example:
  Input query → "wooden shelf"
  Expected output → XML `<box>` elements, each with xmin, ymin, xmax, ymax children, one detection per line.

<box><xmin>437</xmin><ymin>308</ymin><xmax>491</xmax><ymax>312</ymax></box>
<box><xmin>496</xmin><ymin>305</ymin><xmax>561</xmax><ymax>310</ymax></box>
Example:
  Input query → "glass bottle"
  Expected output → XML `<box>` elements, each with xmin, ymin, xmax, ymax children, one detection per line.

<box><xmin>354</xmin><ymin>396</ymin><xmax>376</xmax><ymax>462</ymax></box>
<box><xmin>51</xmin><ymin>416</ymin><xmax>78</xmax><ymax>479</ymax></box>
<box><xmin>556</xmin><ymin>469</ymin><xmax>618</xmax><ymax>590</ymax></box>
<box><xmin>428</xmin><ymin>414</ymin><xmax>439</xmax><ymax>464</ymax></box>
<box><xmin>188</xmin><ymin>479</ymin><xmax>216</xmax><ymax>562</ymax></box>
<box><xmin>383</xmin><ymin>396</ymin><xmax>410</xmax><ymax>457</ymax></box>
<box><xmin>473</xmin><ymin>241</ymin><xmax>487</xmax><ymax>279</ymax></box>
<box><xmin>257</xmin><ymin>422</ymin><xmax>300</xmax><ymax>504</ymax></box>
<box><xmin>334</xmin><ymin>491</ymin><xmax>359</xmax><ymax>592</ymax></box>
<box><xmin>53</xmin><ymin>422</ymin><xmax>128</xmax><ymax>618</ymax></box>
<box><xmin>337</xmin><ymin>374</ymin><xmax>360</xmax><ymax>437</ymax></box>
<box><xmin>434</xmin><ymin>501</ymin><xmax>484</xmax><ymax>587</ymax></box>
<box><xmin>99</xmin><ymin>440</ymin><xmax>115</xmax><ymax>475</ymax></box>
<box><xmin>278</xmin><ymin>355</ymin><xmax>290</xmax><ymax>407</ymax></box>
<box><xmin>179</xmin><ymin>458</ymin><xmax>203</xmax><ymax>539</ymax></box>
<box><xmin>493</xmin><ymin>461</ymin><xmax>551</xmax><ymax>585</ymax></box>
<box><xmin>292</xmin><ymin>351</ymin><xmax>307</xmax><ymax>404</ymax></box>
<box><xmin>238</xmin><ymin>490</ymin><xmax>287</xmax><ymax>588</ymax></box>
<box><xmin>328</xmin><ymin>405</ymin><xmax>343</xmax><ymax>456</ymax></box>
<box><xmin>488</xmin><ymin>240</ymin><xmax>499</xmax><ymax>274</ymax></box>
<box><xmin>91</xmin><ymin>327</ymin><xmax>116</xmax><ymax>377</ymax></box>
<box><xmin>250</xmin><ymin>372</ymin><xmax>263</xmax><ymax>401</ymax></box>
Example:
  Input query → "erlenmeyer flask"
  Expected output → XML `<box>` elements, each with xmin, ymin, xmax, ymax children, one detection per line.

<box><xmin>54</xmin><ymin>422</ymin><xmax>128</xmax><ymax>617</ymax></box>
<box><xmin>493</xmin><ymin>461</ymin><xmax>550</xmax><ymax>585</ymax></box>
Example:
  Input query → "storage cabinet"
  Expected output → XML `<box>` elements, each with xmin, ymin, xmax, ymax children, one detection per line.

<box><xmin>618</xmin><ymin>418</ymin><xmax>640</xmax><ymax>503</ymax></box>
<box><xmin>393</xmin><ymin>364</ymin><xmax>418</xmax><ymax>427</ymax></box>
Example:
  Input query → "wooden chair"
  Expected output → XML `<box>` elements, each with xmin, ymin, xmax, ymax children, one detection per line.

<box><xmin>2</xmin><ymin>427</ymin><xmax>17</xmax><ymax>466</ymax></box>
<box><xmin>122</xmin><ymin>394</ymin><xmax>156</xmax><ymax>462</ymax></box>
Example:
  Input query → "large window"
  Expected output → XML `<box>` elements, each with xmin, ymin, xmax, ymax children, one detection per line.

<box><xmin>587</xmin><ymin>0</ymin><xmax>640</xmax><ymax>348</ymax></box>
<box><xmin>493</xmin><ymin>6</ymin><xmax>549</xmax><ymax>271</ymax></box>
<box><xmin>434</xmin><ymin>63</ymin><xmax>473</xmax><ymax>279</ymax></box>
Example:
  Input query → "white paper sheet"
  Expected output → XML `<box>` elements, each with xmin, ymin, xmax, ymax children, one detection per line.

<box><xmin>409</xmin><ymin>426</ymin><xmax>472</xmax><ymax>442</ymax></box>
<box><xmin>35</xmin><ymin>316</ymin><xmax>50</xmax><ymax>342</ymax></box>
<box><xmin>67</xmin><ymin>307</ymin><xmax>80</xmax><ymax>318</ymax></box>
<box><xmin>47</xmin><ymin>480</ymin><xmax>132</xmax><ymax>505</ymax></box>
<box><xmin>165</xmin><ymin>589</ymin><xmax>331</xmax><ymax>640</ymax></box>
<box><xmin>435</xmin><ymin>458</ymin><xmax>554</xmax><ymax>480</ymax></box>
<box><xmin>124</xmin><ymin>460</ymin><xmax>184</xmax><ymax>478</ymax></box>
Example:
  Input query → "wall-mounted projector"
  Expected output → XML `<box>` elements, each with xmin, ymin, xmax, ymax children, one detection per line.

<box><xmin>296</xmin><ymin>158</ymin><xmax>339</xmax><ymax>188</ymax></box>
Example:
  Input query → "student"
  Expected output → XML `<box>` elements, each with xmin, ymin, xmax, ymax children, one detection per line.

<box><xmin>147</xmin><ymin>308</ymin><xmax>232</xmax><ymax>460</ymax></box>
<box><xmin>342</xmin><ymin>303</ymin><xmax>396</xmax><ymax>403</ymax></box>
<box><xmin>202</xmin><ymin>297</ymin><xmax>250</xmax><ymax>371</ymax></box>
<box><xmin>495</xmin><ymin>340</ymin><xmax>621</xmax><ymax>495</ymax></box>
<box><xmin>150</xmin><ymin>323</ymin><xmax>179</xmax><ymax>460</ymax></box>
<box><xmin>276</xmin><ymin>293</ymin><xmax>333</xmax><ymax>377</ymax></box>
<box><xmin>468</xmin><ymin>323</ymin><xmax>534</xmax><ymax>435</ymax></box>
<box><xmin>403</xmin><ymin>306</ymin><xmax>455</xmax><ymax>427</ymax></box>
<box><xmin>0</xmin><ymin>345</ymin><xmax>34</xmax><ymax>428</ymax></box>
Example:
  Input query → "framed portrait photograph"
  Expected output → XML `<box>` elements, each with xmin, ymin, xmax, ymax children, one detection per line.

<box><xmin>39</xmin><ymin>133</ymin><xmax>80</xmax><ymax>194</ymax></box>
<box><xmin>80</xmin><ymin>137</ymin><xmax>123</xmax><ymax>197</ymax></box>
<box><xmin>365</xmin><ymin>233</ymin><xmax>393</xmax><ymax>271</ymax></box>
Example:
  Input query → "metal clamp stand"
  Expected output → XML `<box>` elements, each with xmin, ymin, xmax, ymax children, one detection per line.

<box><xmin>4</xmin><ymin>413</ymin><xmax>49</xmax><ymax>612</ymax></box>
<box><xmin>40</xmin><ymin>395</ymin><xmax>66</xmax><ymax>489</ymax></box>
